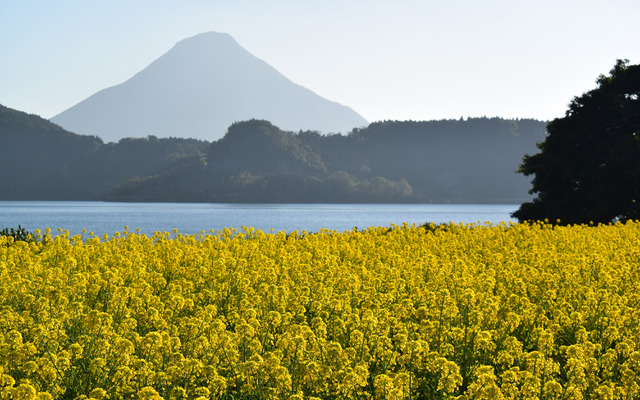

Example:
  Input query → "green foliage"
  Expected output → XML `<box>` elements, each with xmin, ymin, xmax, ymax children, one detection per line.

<box><xmin>0</xmin><ymin>225</ymin><xmax>35</xmax><ymax>243</ymax></box>
<box><xmin>0</xmin><ymin>103</ymin><xmax>209</xmax><ymax>200</ymax></box>
<box><xmin>0</xmin><ymin>104</ymin><xmax>103</xmax><ymax>200</ymax></box>
<box><xmin>513</xmin><ymin>60</ymin><xmax>640</xmax><ymax>224</ymax></box>
<box><xmin>83</xmin><ymin>136</ymin><xmax>209</xmax><ymax>198</ymax></box>
<box><xmin>421</xmin><ymin>221</ymin><xmax>465</xmax><ymax>234</ymax></box>
<box><xmin>180</xmin><ymin>118</ymin><xmax>543</xmax><ymax>203</ymax></box>
<box><xmin>207</xmin><ymin>120</ymin><xmax>326</xmax><ymax>175</ymax></box>
<box><xmin>1</xmin><ymin>104</ymin><xmax>547</xmax><ymax>203</ymax></box>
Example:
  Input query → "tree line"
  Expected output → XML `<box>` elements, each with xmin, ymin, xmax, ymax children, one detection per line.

<box><xmin>0</xmin><ymin>106</ymin><xmax>547</xmax><ymax>204</ymax></box>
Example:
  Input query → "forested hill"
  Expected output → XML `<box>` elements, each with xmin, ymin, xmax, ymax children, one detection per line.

<box><xmin>0</xmin><ymin>103</ymin><xmax>547</xmax><ymax>203</ymax></box>
<box><xmin>0</xmin><ymin>104</ymin><xmax>102</xmax><ymax>199</ymax></box>
<box><xmin>0</xmin><ymin>104</ymin><xmax>208</xmax><ymax>200</ymax></box>
<box><xmin>111</xmin><ymin>118</ymin><xmax>547</xmax><ymax>203</ymax></box>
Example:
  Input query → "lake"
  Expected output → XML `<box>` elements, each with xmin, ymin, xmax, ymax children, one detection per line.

<box><xmin>0</xmin><ymin>201</ymin><xmax>518</xmax><ymax>236</ymax></box>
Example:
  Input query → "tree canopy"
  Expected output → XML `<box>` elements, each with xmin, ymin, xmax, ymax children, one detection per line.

<box><xmin>513</xmin><ymin>60</ymin><xmax>640</xmax><ymax>224</ymax></box>
<box><xmin>1</xmin><ymin>104</ymin><xmax>546</xmax><ymax>203</ymax></box>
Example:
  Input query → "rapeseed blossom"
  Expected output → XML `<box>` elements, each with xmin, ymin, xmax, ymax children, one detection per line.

<box><xmin>0</xmin><ymin>221</ymin><xmax>639</xmax><ymax>399</ymax></box>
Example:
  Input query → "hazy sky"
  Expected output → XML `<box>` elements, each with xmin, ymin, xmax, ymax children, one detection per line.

<box><xmin>1</xmin><ymin>0</ymin><xmax>639</xmax><ymax>123</ymax></box>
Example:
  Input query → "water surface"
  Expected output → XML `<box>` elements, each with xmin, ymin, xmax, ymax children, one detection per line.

<box><xmin>0</xmin><ymin>201</ymin><xmax>518</xmax><ymax>236</ymax></box>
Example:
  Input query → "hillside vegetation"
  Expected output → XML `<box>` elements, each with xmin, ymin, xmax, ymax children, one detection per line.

<box><xmin>0</xmin><ymin>104</ymin><xmax>546</xmax><ymax>203</ymax></box>
<box><xmin>0</xmin><ymin>104</ymin><xmax>208</xmax><ymax>200</ymax></box>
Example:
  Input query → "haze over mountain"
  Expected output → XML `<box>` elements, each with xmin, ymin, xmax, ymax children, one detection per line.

<box><xmin>51</xmin><ymin>32</ymin><xmax>368</xmax><ymax>143</ymax></box>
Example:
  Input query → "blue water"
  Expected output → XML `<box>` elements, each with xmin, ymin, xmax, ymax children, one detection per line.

<box><xmin>0</xmin><ymin>201</ymin><xmax>518</xmax><ymax>236</ymax></box>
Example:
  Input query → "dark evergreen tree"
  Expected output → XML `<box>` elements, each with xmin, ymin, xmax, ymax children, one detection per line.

<box><xmin>513</xmin><ymin>60</ymin><xmax>640</xmax><ymax>224</ymax></box>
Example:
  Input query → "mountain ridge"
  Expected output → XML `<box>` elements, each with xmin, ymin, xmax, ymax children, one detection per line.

<box><xmin>51</xmin><ymin>32</ymin><xmax>368</xmax><ymax>142</ymax></box>
<box><xmin>2</xmin><ymin>102</ymin><xmax>547</xmax><ymax>203</ymax></box>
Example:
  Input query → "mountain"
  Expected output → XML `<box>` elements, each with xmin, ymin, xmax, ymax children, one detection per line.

<box><xmin>0</xmin><ymin>103</ymin><xmax>208</xmax><ymax>200</ymax></box>
<box><xmin>50</xmin><ymin>32</ymin><xmax>368</xmax><ymax>142</ymax></box>
<box><xmin>0</xmin><ymin>104</ymin><xmax>102</xmax><ymax>199</ymax></box>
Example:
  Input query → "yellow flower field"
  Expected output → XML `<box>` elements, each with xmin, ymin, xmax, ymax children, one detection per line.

<box><xmin>1</xmin><ymin>221</ymin><xmax>639</xmax><ymax>400</ymax></box>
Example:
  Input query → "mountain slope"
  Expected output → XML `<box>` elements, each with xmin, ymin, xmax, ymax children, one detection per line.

<box><xmin>0</xmin><ymin>104</ymin><xmax>102</xmax><ymax>199</ymax></box>
<box><xmin>51</xmin><ymin>32</ymin><xmax>368</xmax><ymax>142</ymax></box>
<box><xmin>0</xmin><ymin>103</ymin><xmax>209</xmax><ymax>200</ymax></box>
<box><xmin>2</xmin><ymin>101</ymin><xmax>547</xmax><ymax>204</ymax></box>
<box><xmin>110</xmin><ymin>118</ymin><xmax>548</xmax><ymax>203</ymax></box>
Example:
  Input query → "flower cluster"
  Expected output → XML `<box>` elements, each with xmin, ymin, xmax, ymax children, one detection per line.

<box><xmin>0</xmin><ymin>221</ymin><xmax>639</xmax><ymax>399</ymax></box>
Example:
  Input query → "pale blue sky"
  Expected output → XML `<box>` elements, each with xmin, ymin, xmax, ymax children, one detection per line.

<box><xmin>1</xmin><ymin>0</ymin><xmax>638</xmax><ymax>123</ymax></box>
